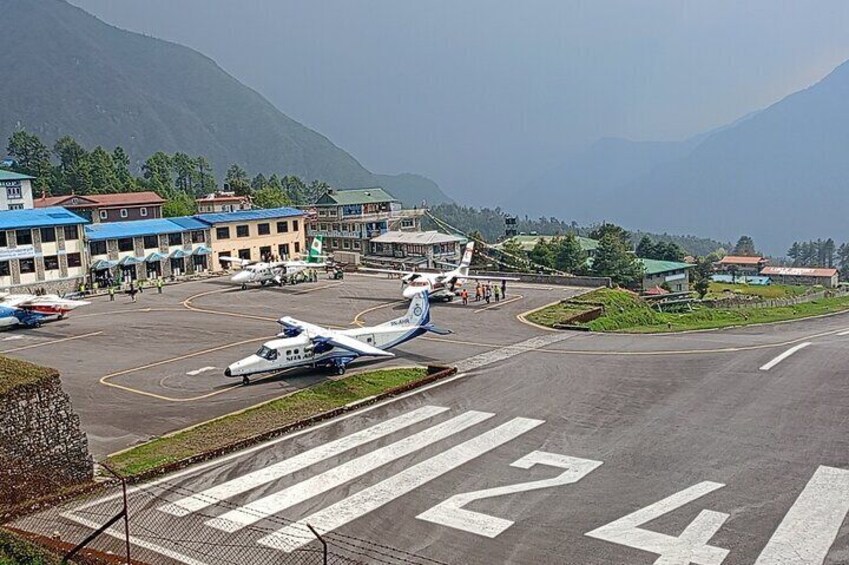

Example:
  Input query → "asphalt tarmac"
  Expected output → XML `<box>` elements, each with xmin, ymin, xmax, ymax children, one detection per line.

<box><xmin>9</xmin><ymin>274</ymin><xmax>849</xmax><ymax>564</ymax></box>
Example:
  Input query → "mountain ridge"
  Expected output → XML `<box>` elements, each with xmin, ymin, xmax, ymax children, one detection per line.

<box><xmin>0</xmin><ymin>0</ymin><xmax>450</xmax><ymax>206</ymax></box>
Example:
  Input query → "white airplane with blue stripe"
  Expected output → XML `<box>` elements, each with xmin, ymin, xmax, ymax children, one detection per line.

<box><xmin>224</xmin><ymin>292</ymin><xmax>448</xmax><ymax>384</ymax></box>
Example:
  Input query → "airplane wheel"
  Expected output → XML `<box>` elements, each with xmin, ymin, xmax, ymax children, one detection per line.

<box><xmin>242</xmin><ymin>376</ymin><xmax>250</xmax><ymax>385</ymax></box>
<box><xmin>241</xmin><ymin>284</ymin><xmax>247</xmax><ymax>290</ymax></box>
<box><xmin>260</xmin><ymin>281</ymin><xmax>267</xmax><ymax>287</ymax></box>
<box><xmin>58</xmin><ymin>314</ymin><xmax>65</xmax><ymax>320</ymax></box>
<box><xmin>336</xmin><ymin>365</ymin><xmax>346</xmax><ymax>376</ymax></box>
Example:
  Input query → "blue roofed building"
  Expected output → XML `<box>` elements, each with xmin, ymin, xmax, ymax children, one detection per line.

<box><xmin>0</xmin><ymin>207</ymin><xmax>88</xmax><ymax>292</ymax></box>
<box><xmin>194</xmin><ymin>207</ymin><xmax>306</xmax><ymax>269</ymax></box>
<box><xmin>86</xmin><ymin>217</ymin><xmax>212</xmax><ymax>284</ymax></box>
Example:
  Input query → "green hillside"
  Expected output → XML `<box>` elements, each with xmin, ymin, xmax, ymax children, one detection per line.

<box><xmin>0</xmin><ymin>0</ymin><xmax>450</xmax><ymax>206</ymax></box>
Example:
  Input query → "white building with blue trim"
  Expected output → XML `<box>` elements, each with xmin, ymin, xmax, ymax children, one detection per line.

<box><xmin>0</xmin><ymin>170</ymin><xmax>35</xmax><ymax>211</ymax></box>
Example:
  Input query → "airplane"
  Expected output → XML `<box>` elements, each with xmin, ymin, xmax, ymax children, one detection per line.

<box><xmin>0</xmin><ymin>293</ymin><xmax>90</xmax><ymax>328</ymax></box>
<box><xmin>221</xmin><ymin>236</ymin><xmax>328</xmax><ymax>289</ymax></box>
<box><xmin>361</xmin><ymin>241</ymin><xmax>518</xmax><ymax>301</ymax></box>
<box><xmin>224</xmin><ymin>291</ymin><xmax>448</xmax><ymax>384</ymax></box>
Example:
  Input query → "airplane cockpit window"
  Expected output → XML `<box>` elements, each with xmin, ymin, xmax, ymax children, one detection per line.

<box><xmin>410</xmin><ymin>280</ymin><xmax>429</xmax><ymax>287</ymax></box>
<box><xmin>256</xmin><ymin>346</ymin><xmax>278</xmax><ymax>360</ymax></box>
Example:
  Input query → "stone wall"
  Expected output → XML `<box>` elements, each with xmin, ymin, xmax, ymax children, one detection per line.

<box><xmin>0</xmin><ymin>367</ymin><xmax>93</xmax><ymax>507</ymax></box>
<box><xmin>470</xmin><ymin>270</ymin><xmax>612</xmax><ymax>288</ymax></box>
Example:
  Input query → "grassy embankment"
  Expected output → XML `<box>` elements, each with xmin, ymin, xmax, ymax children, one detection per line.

<box><xmin>106</xmin><ymin>367</ymin><xmax>428</xmax><ymax>477</ymax></box>
<box><xmin>705</xmin><ymin>282</ymin><xmax>808</xmax><ymax>299</ymax></box>
<box><xmin>0</xmin><ymin>531</ymin><xmax>61</xmax><ymax>565</ymax></box>
<box><xmin>528</xmin><ymin>287</ymin><xmax>849</xmax><ymax>333</ymax></box>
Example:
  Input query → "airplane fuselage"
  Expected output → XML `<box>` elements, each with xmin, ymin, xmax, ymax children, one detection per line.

<box><xmin>225</xmin><ymin>323</ymin><xmax>424</xmax><ymax>377</ymax></box>
<box><xmin>230</xmin><ymin>263</ymin><xmax>320</xmax><ymax>286</ymax></box>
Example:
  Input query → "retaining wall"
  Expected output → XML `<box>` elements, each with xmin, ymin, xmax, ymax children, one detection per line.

<box><xmin>470</xmin><ymin>270</ymin><xmax>612</xmax><ymax>288</ymax></box>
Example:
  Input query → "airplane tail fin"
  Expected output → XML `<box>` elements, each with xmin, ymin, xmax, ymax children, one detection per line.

<box><xmin>307</xmin><ymin>236</ymin><xmax>323</xmax><ymax>263</ymax></box>
<box><xmin>383</xmin><ymin>292</ymin><xmax>452</xmax><ymax>335</ymax></box>
<box><xmin>456</xmin><ymin>241</ymin><xmax>474</xmax><ymax>276</ymax></box>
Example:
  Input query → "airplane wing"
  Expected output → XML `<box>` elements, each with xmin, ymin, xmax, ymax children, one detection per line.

<box><xmin>359</xmin><ymin>267</ymin><xmax>423</xmax><ymax>280</ymax></box>
<box><xmin>277</xmin><ymin>316</ymin><xmax>325</xmax><ymax>336</ymax></box>
<box><xmin>321</xmin><ymin>333</ymin><xmax>394</xmax><ymax>357</ymax></box>
<box><xmin>460</xmin><ymin>274</ymin><xmax>522</xmax><ymax>282</ymax></box>
<box><xmin>219</xmin><ymin>256</ymin><xmax>255</xmax><ymax>268</ymax></box>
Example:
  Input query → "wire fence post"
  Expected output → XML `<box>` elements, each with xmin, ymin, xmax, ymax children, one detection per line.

<box><xmin>306</xmin><ymin>523</ymin><xmax>327</xmax><ymax>565</ymax></box>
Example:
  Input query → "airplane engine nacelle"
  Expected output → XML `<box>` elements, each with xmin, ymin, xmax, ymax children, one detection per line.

<box><xmin>281</xmin><ymin>327</ymin><xmax>302</xmax><ymax>338</ymax></box>
<box><xmin>312</xmin><ymin>340</ymin><xmax>334</xmax><ymax>354</ymax></box>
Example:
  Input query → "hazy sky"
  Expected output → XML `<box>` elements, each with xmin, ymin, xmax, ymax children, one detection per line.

<box><xmin>70</xmin><ymin>1</ymin><xmax>849</xmax><ymax>202</ymax></box>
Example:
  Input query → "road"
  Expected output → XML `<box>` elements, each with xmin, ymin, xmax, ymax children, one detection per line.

<box><xmin>10</xmin><ymin>275</ymin><xmax>849</xmax><ymax>564</ymax></box>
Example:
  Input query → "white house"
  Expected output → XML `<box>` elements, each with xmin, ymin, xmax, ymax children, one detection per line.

<box><xmin>0</xmin><ymin>170</ymin><xmax>35</xmax><ymax>211</ymax></box>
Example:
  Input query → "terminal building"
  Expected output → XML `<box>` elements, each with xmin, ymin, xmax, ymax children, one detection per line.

<box><xmin>0</xmin><ymin>207</ymin><xmax>88</xmax><ymax>292</ymax></box>
<box><xmin>195</xmin><ymin>207</ymin><xmax>306</xmax><ymax>269</ymax></box>
<box><xmin>308</xmin><ymin>188</ymin><xmax>424</xmax><ymax>263</ymax></box>
<box><xmin>365</xmin><ymin>230</ymin><xmax>464</xmax><ymax>269</ymax></box>
<box><xmin>0</xmin><ymin>170</ymin><xmax>35</xmax><ymax>211</ymax></box>
<box><xmin>36</xmin><ymin>191</ymin><xmax>165</xmax><ymax>223</ymax></box>
<box><xmin>86</xmin><ymin>218</ymin><xmax>212</xmax><ymax>284</ymax></box>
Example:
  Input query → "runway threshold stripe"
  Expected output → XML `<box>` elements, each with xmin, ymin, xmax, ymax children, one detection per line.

<box><xmin>759</xmin><ymin>342</ymin><xmax>812</xmax><ymax>371</ymax></box>
<box><xmin>754</xmin><ymin>466</ymin><xmax>849</xmax><ymax>565</ymax></box>
<box><xmin>260</xmin><ymin>417</ymin><xmax>544</xmax><ymax>552</ymax></box>
<box><xmin>206</xmin><ymin>410</ymin><xmax>494</xmax><ymax>533</ymax></box>
<box><xmin>158</xmin><ymin>405</ymin><xmax>448</xmax><ymax>517</ymax></box>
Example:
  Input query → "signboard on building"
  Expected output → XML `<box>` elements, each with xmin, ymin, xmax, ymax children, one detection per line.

<box><xmin>342</xmin><ymin>204</ymin><xmax>363</xmax><ymax>216</ymax></box>
<box><xmin>0</xmin><ymin>246</ymin><xmax>36</xmax><ymax>260</ymax></box>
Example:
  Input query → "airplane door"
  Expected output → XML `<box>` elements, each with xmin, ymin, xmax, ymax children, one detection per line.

<box><xmin>362</xmin><ymin>334</ymin><xmax>376</xmax><ymax>347</ymax></box>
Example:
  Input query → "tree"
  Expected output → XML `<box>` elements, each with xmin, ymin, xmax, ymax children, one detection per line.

<box><xmin>635</xmin><ymin>236</ymin><xmax>656</xmax><ymax>259</ymax></box>
<box><xmin>528</xmin><ymin>239</ymin><xmax>555</xmax><ymax>269</ymax></box>
<box><xmin>787</xmin><ymin>242</ymin><xmax>801</xmax><ymax>266</ymax></box>
<box><xmin>733</xmin><ymin>235</ymin><xmax>757</xmax><ymax>256</ymax></box>
<box><xmin>694</xmin><ymin>278</ymin><xmax>710</xmax><ymax>299</ymax></box>
<box><xmin>251</xmin><ymin>173</ymin><xmax>267</xmax><ymax>191</ymax></box>
<box><xmin>838</xmin><ymin>243</ymin><xmax>849</xmax><ymax>280</ymax></box>
<box><xmin>225</xmin><ymin>163</ymin><xmax>250</xmax><ymax>196</ymax></box>
<box><xmin>112</xmin><ymin>146</ymin><xmax>135</xmax><ymax>191</ymax></box>
<box><xmin>591</xmin><ymin>233</ymin><xmax>643</xmax><ymax>286</ymax></box>
<box><xmin>53</xmin><ymin>136</ymin><xmax>91</xmax><ymax>195</ymax></box>
<box><xmin>162</xmin><ymin>191</ymin><xmax>197</xmax><ymax>217</ymax></box>
<box><xmin>195</xmin><ymin>156</ymin><xmax>216</xmax><ymax>196</ymax></box>
<box><xmin>142</xmin><ymin>152</ymin><xmax>174</xmax><ymax>198</ymax></box>
<box><xmin>553</xmin><ymin>234</ymin><xmax>587</xmax><ymax>274</ymax></box>
<box><xmin>172</xmin><ymin>152</ymin><xmax>197</xmax><ymax>194</ymax></box>
<box><xmin>6</xmin><ymin>131</ymin><xmax>52</xmax><ymax>192</ymax></box>
<box><xmin>589</xmin><ymin>223</ymin><xmax>630</xmax><ymax>246</ymax></box>
<box><xmin>87</xmin><ymin>146</ymin><xmax>119</xmax><ymax>194</ymax></box>
<box><xmin>253</xmin><ymin>184</ymin><xmax>290</xmax><ymax>209</ymax></box>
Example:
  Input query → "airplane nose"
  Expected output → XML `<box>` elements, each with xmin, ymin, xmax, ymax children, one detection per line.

<box><xmin>224</xmin><ymin>367</ymin><xmax>232</xmax><ymax>377</ymax></box>
<box><xmin>403</xmin><ymin>287</ymin><xmax>424</xmax><ymax>299</ymax></box>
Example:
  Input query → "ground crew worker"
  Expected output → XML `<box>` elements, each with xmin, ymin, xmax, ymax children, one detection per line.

<box><xmin>108</xmin><ymin>286</ymin><xmax>115</xmax><ymax>301</ymax></box>
<box><xmin>494</xmin><ymin>285</ymin><xmax>501</xmax><ymax>302</ymax></box>
<box><xmin>475</xmin><ymin>283</ymin><xmax>482</xmax><ymax>302</ymax></box>
<box><xmin>461</xmin><ymin>289</ymin><xmax>469</xmax><ymax>305</ymax></box>
<box><xmin>484</xmin><ymin>284</ymin><xmax>491</xmax><ymax>304</ymax></box>
<box><xmin>157</xmin><ymin>278</ymin><xmax>163</xmax><ymax>294</ymax></box>
<box><xmin>501</xmin><ymin>279</ymin><xmax>507</xmax><ymax>298</ymax></box>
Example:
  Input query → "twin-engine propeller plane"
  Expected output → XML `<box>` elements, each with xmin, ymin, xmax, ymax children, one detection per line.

<box><xmin>225</xmin><ymin>292</ymin><xmax>448</xmax><ymax>384</ymax></box>
<box><xmin>0</xmin><ymin>293</ymin><xmax>90</xmax><ymax>329</ymax></box>
<box><xmin>361</xmin><ymin>241</ymin><xmax>517</xmax><ymax>301</ymax></box>
<box><xmin>221</xmin><ymin>236</ymin><xmax>327</xmax><ymax>289</ymax></box>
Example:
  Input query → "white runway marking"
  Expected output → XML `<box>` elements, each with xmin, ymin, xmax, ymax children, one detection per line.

<box><xmin>260</xmin><ymin>417</ymin><xmax>544</xmax><ymax>552</ymax></box>
<box><xmin>455</xmin><ymin>332</ymin><xmax>573</xmax><ymax>372</ymax></box>
<box><xmin>837</xmin><ymin>329</ymin><xmax>849</xmax><ymax>336</ymax></box>
<box><xmin>185</xmin><ymin>366</ymin><xmax>217</xmax><ymax>376</ymax></box>
<box><xmin>159</xmin><ymin>405</ymin><xmax>448</xmax><ymax>517</ymax></box>
<box><xmin>1</xmin><ymin>335</ymin><xmax>24</xmax><ymax>341</ymax></box>
<box><xmin>755</xmin><ymin>465</ymin><xmax>849</xmax><ymax>565</ymax></box>
<box><xmin>206</xmin><ymin>410</ymin><xmax>493</xmax><ymax>532</ymax></box>
<box><xmin>759</xmin><ymin>342</ymin><xmax>812</xmax><ymax>371</ymax></box>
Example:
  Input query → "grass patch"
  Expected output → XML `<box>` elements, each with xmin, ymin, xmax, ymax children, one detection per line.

<box><xmin>0</xmin><ymin>357</ymin><xmax>57</xmax><ymax>396</ymax></box>
<box><xmin>528</xmin><ymin>288</ymin><xmax>849</xmax><ymax>333</ymax></box>
<box><xmin>706</xmin><ymin>282</ymin><xmax>808</xmax><ymax>300</ymax></box>
<box><xmin>0</xmin><ymin>530</ymin><xmax>60</xmax><ymax>565</ymax></box>
<box><xmin>106</xmin><ymin>367</ymin><xmax>429</xmax><ymax>477</ymax></box>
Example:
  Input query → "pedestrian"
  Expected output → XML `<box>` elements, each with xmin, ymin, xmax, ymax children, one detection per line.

<box><xmin>494</xmin><ymin>285</ymin><xmax>500</xmax><ymax>302</ymax></box>
<box><xmin>138</xmin><ymin>279</ymin><xmax>144</xmax><ymax>294</ymax></box>
<box><xmin>485</xmin><ymin>284</ymin><xmax>491</xmax><ymax>304</ymax></box>
<box><xmin>108</xmin><ymin>286</ymin><xmax>115</xmax><ymax>302</ymax></box>
<box><xmin>461</xmin><ymin>289</ymin><xmax>469</xmax><ymax>305</ymax></box>
<box><xmin>475</xmin><ymin>283</ymin><xmax>482</xmax><ymax>302</ymax></box>
<box><xmin>157</xmin><ymin>278</ymin><xmax>163</xmax><ymax>294</ymax></box>
<box><xmin>501</xmin><ymin>279</ymin><xmax>507</xmax><ymax>298</ymax></box>
<box><xmin>128</xmin><ymin>282</ymin><xmax>137</xmax><ymax>303</ymax></box>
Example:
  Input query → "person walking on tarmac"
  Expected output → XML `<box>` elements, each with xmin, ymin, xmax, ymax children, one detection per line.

<box><xmin>494</xmin><ymin>284</ymin><xmax>501</xmax><ymax>302</ymax></box>
<box><xmin>501</xmin><ymin>279</ymin><xmax>507</xmax><ymax>298</ymax></box>
<box><xmin>108</xmin><ymin>286</ymin><xmax>115</xmax><ymax>302</ymax></box>
<box><xmin>128</xmin><ymin>281</ymin><xmax>137</xmax><ymax>303</ymax></box>
<box><xmin>157</xmin><ymin>278</ymin><xmax>163</xmax><ymax>294</ymax></box>
<box><xmin>484</xmin><ymin>284</ymin><xmax>491</xmax><ymax>304</ymax></box>
<box><xmin>475</xmin><ymin>283</ymin><xmax>482</xmax><ymax>302</ymax></box>
<box><xmin>461</xmin><ymin>288</ymin><xmax>469</xmax><ymax>305</ymax></box>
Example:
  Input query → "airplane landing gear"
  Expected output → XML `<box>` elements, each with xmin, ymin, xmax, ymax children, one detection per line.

<box><xmin>241</xmin><ymin>283</ymin><xmax>247</xmax><ymax>290</ymax></box>
<box><xmin>335</xmin><ymin>365</ymin><xmax>346</xmax><ymax>376</ymax></box>
<box><xmin>242</xmin><ymin>376</ymin><xmax>251</xmax><ymax>385</ymax></box>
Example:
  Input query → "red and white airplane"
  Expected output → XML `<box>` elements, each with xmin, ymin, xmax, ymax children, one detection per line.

<box><xmin>0</xmin><ymin>293</ymin><xmax>90</xmax><ymax>318</ymax></box>
<box><xmin>361</xmin><ymin>242</ymin><xmax>517</xmax><ymax>301</ymax></box>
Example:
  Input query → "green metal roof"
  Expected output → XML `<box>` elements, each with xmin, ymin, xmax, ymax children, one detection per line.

<box><xmin>315</xmin><ymin>188</ymin><xmax>397</xmax><ymax>206</ymax></box>
<box><xmin>638</xmin><ymin>258</ymin><xmax>695</xmax><ymax>276</ymax></box>
<box><xmin>0</xmin><ymin>169</ymin><xmax>35</xmax><ymax>181</ymax></box>
<box><xmin>495</xmin><ymin>234</ymin><xmax>599</xmax><ymax>252</ymax></box>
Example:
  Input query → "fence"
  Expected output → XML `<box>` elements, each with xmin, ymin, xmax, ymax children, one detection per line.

<box><xmin>3</xmin><ymin>472</ymin><xmax>449</xmax><ymax>565</ymax></box>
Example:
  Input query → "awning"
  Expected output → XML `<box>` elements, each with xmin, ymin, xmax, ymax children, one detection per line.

<box><xmin>145</xmin><ymin>252</ymin><xmax>167</xmax><ymax>263</ymax></box>
<box><xmin>90</xmin><ymin>259</ymin><xmax>118</xmax><ymax>271</ymax></box>
<box><xmin>169</xmin><ymin>249</ymin><xmax>189</xmax><ymax>259</ymax></box>
<box><xmin>192</xmin><ymin>245</ymin><xmax>213</xmax><ymax>256</ymax></box>
<box><xmin>117</xmin><ymin>255</ymin><xmax>141</xmax><ymax>267</ymax></box>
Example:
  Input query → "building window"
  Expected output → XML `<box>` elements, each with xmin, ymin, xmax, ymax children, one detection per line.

<box><xmin>342</xmin><ymin>239</ymin><xmax>351</xmax><ymax>250</ymax></box>
<box><xmin>90</xmin><ymin>241</ymin><xmax>107</xmax><ymax>256</ymax></box>
<box><xmin>44</xmin><ymin>255</ymin><xmax>59</xmax><ymax>271</ymax></box>
<box><xmin>257</xmin><ymin>223</ymin><xmax>270</xmax><ymax>235</ymax></box>
<box><xmin>19</xmin><ymin>258</ymin><xmax>35</xmax><ymax>274</ymax></box>
<box><xmin>143</xmin><ymin>235</ymin><xmax>158</xmax><ymax>249</ymax></box>
<box><xmin>9</xmin><ymin>204</ymin><xmax>23</xmax><ymax>210</ymax></box>
<box><xmin>117</xmin><ymin>238</ymin><xmax>134</xmax><ymax>252</ymax></box>
<box><xmin>353</xmin><ymin>240</ymin><xmax>361</xmax><ymax>250</ymax></box>
<box><xmin>6</xmin><ymin>184</ymin><xmax>21</xmax><ymax>199</ymax></box>
<box><xmin>294</xmin><ymin>241</ymin><xmax>300</xmax><ymax>254</ymax></box>
<box><xmin>120</xmin><ymin>208</ymin><xmax>128</xmax><ymax>218</ymax></box>
<box><xmin>0</xmin><ymin>232</ymin><xmax>6</xmax><ymax>248</ymax></box>
<box><xmin>140</xmin><ymin>208</ymin><xmax>148</xmax><ymax>217</ymax></box>
<box><xmin>278</xmin><ymin>243</ymin><xmax>290</xmax><ymax>258</ymax></box>
<box><xmin>67</xmin><ymin>253</ymin><xmax>82</xmax><ymax>268</ymax></box>
<box><xmin>191</xmin><ymin>230</ymin><xmax>205</xmax><ymax>244</ymax></box>
<box><xmin>216</xmin><ymin>227</ymin><xmax>230</xmax><ymax>240</ymax></box>
<box><xmin>259</xmin><ymin>246</ymin><xmax>272</xmax><ymax>260</ymax></box>
<box><xmin>168</xmin><ymin>233</ymin><xmax>182</xmax><ymax>246</ymax></box>
<box><xmin>236</xmin><ymin>225</ymin><xmax>249</xmax><ymax>238</ymax></box>
<box><xmin>276</xmin><ymin>221</ymin><xmax>289</xmax><ymax>233</ymax></box>
<box><xmin>63</xmin><ymin>225</ymin><xmax>78</xmax><ymax>241</ymax></box>
<box><xmin>15</xmin><ymin>229</ymin><xmax>32</xmax><ymax>246</ymax></box>
<box><xmin>292</xmin><ymin>220</ymin><xmax>299</xmax><ymax>232</ymax></box>
<box><xmin>0</xmin><ymin>261</ymin><xmax>9</xmax><ymax>277</ymax></box>
<box><xmin>218</xmin><ymin>253</ymin><xmax>231</xmax><ymax>269</ymax></box>
<box><xmin>238</xmin><ymin>249</ymin><xmax>251</xmax><ymax>260</ymax></box>
<box><xmin>331</xmin><ymin>239</ymin><xmax>338</xmax><ymax>249</ymax></box>
<box><xmin>99</xmin><ymin>210</ymin><xmax>108</xmax><ymax>220</ymax></box>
